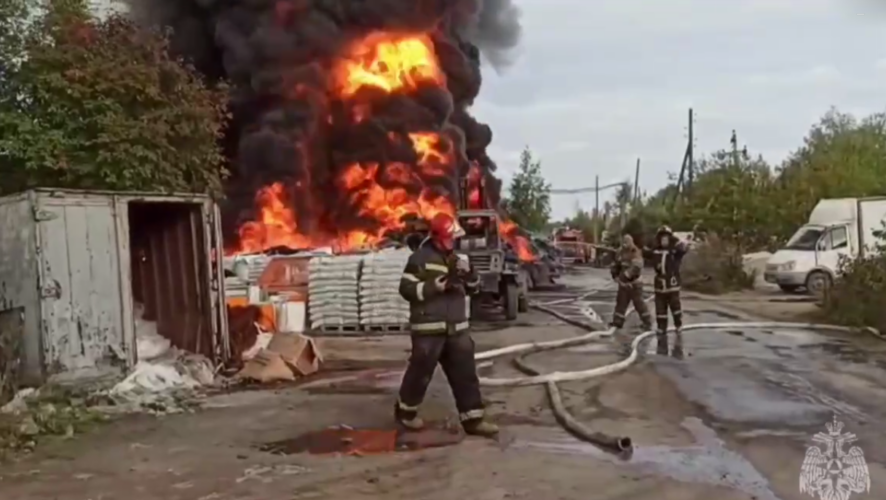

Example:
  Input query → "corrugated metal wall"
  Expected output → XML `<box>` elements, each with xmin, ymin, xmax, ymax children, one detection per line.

<box><xmin>129</xmin><ymin>203</ymin><xmax>214</xmax><ymax>358</ymax></box>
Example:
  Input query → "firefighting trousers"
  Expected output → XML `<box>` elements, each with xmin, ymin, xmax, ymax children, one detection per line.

<box><xmin>396</xmin><ymin>332</ymin><xmax>485</xmax><ymax>423</ymax></box>
<box><xmin>654</xmin><ymin>291</ymin><xmax>683</xmax><ymax>333</ymax></box>
<box><xmin>611</xmin><ymin>283</ymin><xmax>652</xmax><ymax>329</ymax></box>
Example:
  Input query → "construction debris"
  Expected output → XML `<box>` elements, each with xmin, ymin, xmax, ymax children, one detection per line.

<box><xmin>238</xmin><ymin>333</ymin><xmax>322</xmax><ymax>383</ymax></box>
<box><xmin>134</xmin><ymin>303</ymin><xmax>171</xmax><ymax>361</ymax></box>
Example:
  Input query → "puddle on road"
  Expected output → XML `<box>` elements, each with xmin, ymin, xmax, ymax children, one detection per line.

<box><xmin>516</xmin><ymin>418</ymin><xmax>781</xmax><ymax>500</ymax></box>
<box><xmin>260</xmin><ymin>425</ymin><xmax>464</xmax><ymax>456</ymax></box>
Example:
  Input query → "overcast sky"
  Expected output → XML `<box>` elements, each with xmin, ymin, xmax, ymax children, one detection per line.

<box><xmin>474</xmin><ymin>0</ymin><xmax>886</xmax><ymax>220</ymax></box>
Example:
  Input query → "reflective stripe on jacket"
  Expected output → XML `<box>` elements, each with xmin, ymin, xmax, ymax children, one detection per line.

<box><xmin>399</xmin><ymin>243</ymin><xmax>480</xmax><ymax>334</ymax></box>
<box><xmin>653</xmin><ymin>241</ymin><xmax>688</xmax><ymax>293</ymax></box>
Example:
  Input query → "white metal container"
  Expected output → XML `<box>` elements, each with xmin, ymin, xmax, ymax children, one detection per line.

<box><xmin>247</xmin><ymin>285</ymin><xmax>262</xmax><ymax>304</ymax></box>
<box><xmin>276</xmin><ymin>302</ymin><xmax>306</xmax><ymax>333</ymax></box>
<box><xmin>0</xmin><ymin>188</ymin><xmax>230</xmax><ymax>385</ymax></box>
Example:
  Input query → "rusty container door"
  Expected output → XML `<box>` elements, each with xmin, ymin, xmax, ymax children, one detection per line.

<box><xmin>206</xmin><ymin>201</ymin><xmax>230</xmax><ymax>362</ymax></box>
<box><xmin>0</xmin><ymin>192</ymin><xmax>42</xmax><ymax>386</ymax></box>
<box><xmin>34</xmin><ymin>192</ymin><xmax>129</xmax><ymax>379</ymax></box>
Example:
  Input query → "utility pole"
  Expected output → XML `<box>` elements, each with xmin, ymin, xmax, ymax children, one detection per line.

<box><xmin>594</xmin><ymin>175</ymin><xmax>599</xmax><ymax>244</ymax></box>
<box><xmin>730</xmin><ymin>129</ymin><xmax>739</xmax><ymax>168</ymax></box>
<box><xmin>687</xmin><ymin>108</ymin><xmax>694</xmax><ymax>193</ymax></box>
<box><xmin>633</xmin><ymin>158</ymin><xmax>641</xmax><ymax>204</ymax></box>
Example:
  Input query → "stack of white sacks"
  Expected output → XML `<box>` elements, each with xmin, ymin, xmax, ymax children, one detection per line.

<box><xmin>359</xmin><ymin>248</ymin><xmax>411</xmax><ymax>327</ymax></box>
<box><xmin>308</xmin><ymin>254</ymin><xmax>362</xmax><ymax>329</ymax></box>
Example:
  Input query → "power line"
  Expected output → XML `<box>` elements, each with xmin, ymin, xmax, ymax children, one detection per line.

<box><xmin>550</xmin><ymin>181</ymin><xmax>625</xmax><ymax>194</ymax></box>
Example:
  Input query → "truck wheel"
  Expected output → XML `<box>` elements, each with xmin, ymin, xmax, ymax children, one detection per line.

<box><xmin>504</xmin><ymin>283</ymin><xmax>519</xmax><ymax>320</ymax></box>
<box><xmin>778</xmin><ymin>284</ymin><xmax>801</xmax><ymax>294</ymax></box>
<box><xmin>805</xmin><ymin>271</ymin><xmax>831</xmax><ymax>297</ymax></box>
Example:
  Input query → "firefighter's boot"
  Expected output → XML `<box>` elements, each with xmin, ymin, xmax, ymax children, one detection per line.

<box><xmin>394</xmin><ymin>405</ymin><xmax>424</xmax><ymax>431</ymax></box>
<box><xmin>655</xmin><ymin>332</ymin><xmax>669</xmax><ymax>355</ymax></box>
<box><xmin>463</xmin><ymin>418</ymin><xmax>499</xmax><ymax>438</ymax></box>
<box><xmin>672</xmin><ymin>329</ymin><xmax>685</xmax><ymax>360</ymax></box>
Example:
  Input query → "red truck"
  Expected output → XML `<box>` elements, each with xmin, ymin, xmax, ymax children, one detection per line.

<box><xmin>552</xmin><ymin>228</ymin><xmax>593</xmax><ymax>264</ymax></box>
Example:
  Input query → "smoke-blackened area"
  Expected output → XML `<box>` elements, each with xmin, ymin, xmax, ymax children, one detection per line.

<box><xmin>125</xmin><ymin>0</ymin><xmax>521</xmax><ymax>252</ymax></box>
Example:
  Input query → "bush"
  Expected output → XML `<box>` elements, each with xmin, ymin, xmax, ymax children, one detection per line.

<box><xmin>681</xmin><ymin>234</ymin><xmax>756</xmax><ymax>294</ymax></box>
<box><xmin>823</xmin><ymin>254</ymin><xmax>886</xmax><ymax>333</ymax></box>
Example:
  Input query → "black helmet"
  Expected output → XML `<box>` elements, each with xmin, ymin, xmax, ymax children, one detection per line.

<box><xmin>656</xmin><ymin>225</ymin><xmax>673</xmax><ymax>237</ymax></box>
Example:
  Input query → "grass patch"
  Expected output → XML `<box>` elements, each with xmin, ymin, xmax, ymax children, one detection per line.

<box><xmin>0</xmin><ymin>385</ymin><xmax>110</xmax><ymax>460</ymax></box>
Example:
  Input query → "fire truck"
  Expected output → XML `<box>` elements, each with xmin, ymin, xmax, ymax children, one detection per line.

<box><xmin>552</xmin><ymin>227</ymin><xmax>593</xmax><ymax>264</ymax></box>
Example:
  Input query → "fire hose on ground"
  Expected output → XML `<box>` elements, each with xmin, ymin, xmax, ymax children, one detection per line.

<box><xmin>472</xmin><ymin>289</ymin><xmax>883</xmax><ymax>454</ymax></box>
<box><xmin>299</xmin><ymin>285</ymin><xmax>883</xmax><ymax>454</ymax></box>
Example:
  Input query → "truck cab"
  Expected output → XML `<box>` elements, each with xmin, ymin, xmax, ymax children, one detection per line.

<box><xmin>764</xmin><ymin>197</ymin><xmax>886</xmax><ymax>295</ymax></box>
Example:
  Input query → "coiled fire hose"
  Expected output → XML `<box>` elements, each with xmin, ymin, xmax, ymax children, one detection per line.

<box><xmin>473</xmin><ymin>286</ymin><xmax>882</xmax><ymax>453</ymax></box>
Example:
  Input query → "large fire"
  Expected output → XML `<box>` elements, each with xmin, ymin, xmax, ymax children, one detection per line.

<box><xmin>233</xmin><ymin>31</ymin><xmax>535</xmax><ymax>262</ymax></box>
<box><xmin>332</xmin><ymin>33</ymin><xmax>445</xmax><ymax>97</ymax></box>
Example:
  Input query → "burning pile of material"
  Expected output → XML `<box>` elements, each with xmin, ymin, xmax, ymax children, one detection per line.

<box><xmin>126</xmin><ymin>0</ymin><xmax>529</xmax><ymax>260</ymax></box>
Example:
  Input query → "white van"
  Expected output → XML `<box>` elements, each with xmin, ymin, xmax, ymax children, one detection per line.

<box><xmin>764</xmin><ymin>197</ymin><xmax>886</xmax><ymax>294</ymax></box>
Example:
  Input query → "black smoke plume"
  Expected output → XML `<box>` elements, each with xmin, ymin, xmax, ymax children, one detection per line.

<box><xmin>124</xmin><ymin>0</ymin><xmax>522</xmax><ymax>247</ymax></box>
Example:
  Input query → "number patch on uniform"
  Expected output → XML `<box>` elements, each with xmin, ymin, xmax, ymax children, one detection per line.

<box><xmin>669</xmin><ymin>276</ymin><xmax>678</xmax><ymax>286</ymax></box>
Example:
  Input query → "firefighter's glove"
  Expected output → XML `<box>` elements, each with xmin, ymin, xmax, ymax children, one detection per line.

<box><xmin>432</xmin><ymin>275</ymin><xmax>448</xmax><ymax>292</ymax></box>
<box><xmin>455</xmin><ymin>258</ymin><xmax>470</xmax><ymax>275</ymax></box>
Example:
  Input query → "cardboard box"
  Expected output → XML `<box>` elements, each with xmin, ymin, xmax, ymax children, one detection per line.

<box><xmin>267</xmin><ymin>332</ymin><xmax>322</xmax><ymax>376</ymax></box>
<box><xmin>237</xmin><ymin>349</ymin><xmax>295</xmax><ymax>382</ymax></box>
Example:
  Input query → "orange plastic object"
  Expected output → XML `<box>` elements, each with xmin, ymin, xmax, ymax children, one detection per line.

<box><xmin>226</xmin><ymin>296</ymin><xmax>249</xmax><ymax>307</ymax></box>
<box><xmin>256</xmin><ymin>303</ymin><xmax>277</xmax><ymax>332</ymax></box>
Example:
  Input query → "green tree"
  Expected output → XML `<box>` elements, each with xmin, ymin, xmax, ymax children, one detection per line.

<box><xmin>0</xmin><ymin>0</ymin><xmax>228</xmax><ymax>195</ymax></box>
<box><xmin>505</xmin><ymin>146</ymin><xmax>551</xmax><ymax>231</ymax></box>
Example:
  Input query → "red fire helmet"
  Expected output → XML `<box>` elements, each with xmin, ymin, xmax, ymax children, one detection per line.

<box><xmin>428</xmin><ymin>212</ymin><xmax>464</xmax><ymax>248</ymax></box>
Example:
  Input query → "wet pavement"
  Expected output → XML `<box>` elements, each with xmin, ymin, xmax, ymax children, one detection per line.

<box><xmin>260</xmin><ymin>425</ymin><xmax>464</xmax><ymax>455</ymax></box>
<box><xmin>527</xmin><ymin>267</ymin><xmax>886</xmax><ymax>497</ymax></box>
<box><xmin>1</xmin><ymin>266</ymin><xmax>884</xmax><ymax>500</ymax></box>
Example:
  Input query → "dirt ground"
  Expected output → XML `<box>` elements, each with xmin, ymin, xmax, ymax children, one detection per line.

<box><xmin>0</xmin><ymin>270</ymin><xmax>883</xmax><ymax>500</ymax></box>
<box><xmin>683</xmin><ymin>285</ymin><xmax>822</xmax><ymax>323</ymax></box>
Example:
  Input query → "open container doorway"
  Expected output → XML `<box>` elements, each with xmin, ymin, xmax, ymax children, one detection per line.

<box><xmin>128</xmin><ymin>201</ymin><xmax>223</xmax><ymax>360</ymax></box>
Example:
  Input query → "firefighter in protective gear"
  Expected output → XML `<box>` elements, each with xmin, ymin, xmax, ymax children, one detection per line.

<box><xmin>395</xmin><ymin>212</ymin><xmax>499</xmax><ymax>437</ymax></box>
<box><xmin>609</xmin><ymin>234</ymin><xmax>652</xmax><ymax>330</ymax></box>
<box><xmin>652</xmin><ymin>225</ymin><xmax>688</xmax><ymax>356</ymax></box>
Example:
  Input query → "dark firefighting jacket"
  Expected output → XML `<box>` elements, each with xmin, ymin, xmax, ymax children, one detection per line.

<box><xmin>399</xmin><ymin>242</ymin><xmax>480</xmax><ymax>334</ymax></box>
<box><xmin>652</xmin><ymin>241</ymin><xmax>688</xmax><ymax>293</ymax></box>
<box><xmin>610</xmin><ymin>246</ymin><xmax>644</xmax><ymax>287</ymax></box>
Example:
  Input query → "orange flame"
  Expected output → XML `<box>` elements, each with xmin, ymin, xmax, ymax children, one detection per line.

<box><xmin>235</xmin><ymin>132</ymin><xmax>455</xmax><ymax>254</ymax></box>
<box><xmin>332</xmin><ymin>32</ymin><xmax>445</xmax><ymax>97</ymax></box>
<box><xmin>499</xmin><ymin>218</ymin><xmax>536</xmax><ymax>262</ymax></box>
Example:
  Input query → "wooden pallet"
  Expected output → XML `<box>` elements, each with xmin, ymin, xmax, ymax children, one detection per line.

<box><xmin>362</xmin><ymin>324</ymin><xmax>409</xmax><ymax>333</ymax></box>
<box><xmin>314</xmin><ymin>324</ymin><xmax>361</xmax><ymax>333</ymax></box>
